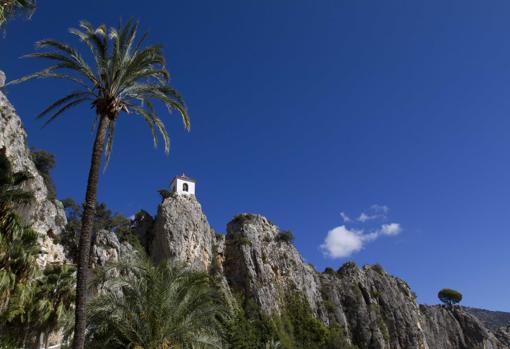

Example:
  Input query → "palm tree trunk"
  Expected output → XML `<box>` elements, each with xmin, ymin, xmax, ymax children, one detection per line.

<box><xmin>72</xmin><ymin>115</ymin><xmax>109</xmax><ymax>349</ymax></box>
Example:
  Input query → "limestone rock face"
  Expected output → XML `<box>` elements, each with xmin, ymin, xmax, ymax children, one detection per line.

<box><xmin>420</xmin><ymin>305</ymin><xmax>508</xmax><ymax>349</ymax></box>
<box><xmin>0</xmin><ymin>80</ymin><xmax>67</xmax><ymax>267</ymax></box>
<box><xmin>0</xmin><ymin>71</ymin><xmax>5</xmax><ymax>88</ymax></box>
<box><xmin>223</xmin><ymin>214</ymin><xmax>327</xmax><ymax>320</ymax></box>
<box><xmin>319</xmin><ymin>262</ymin><xmax>510</xmax><ymax>349</ymax></box>
<box><xmin>91</xmin><ymin>230</ymin><xmax>137</xmax><ymax>268</ymax></box>
<box><xmin>150</xmin><ymin>193</ymin><xmax>215</xmax><ymax>271</ymax></box>
<box><xmin>320</xmin><ymin>263</ymin><xmax>428</xmax><ymax>349</ymax></box>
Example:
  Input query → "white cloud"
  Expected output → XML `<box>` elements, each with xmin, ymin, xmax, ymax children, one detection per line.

<box><xmin>320</xmin><ymin>205</ymin><xmax>402</xmax><ymax>259</ymax></box>
<box><xmin>320</xmin><ymin>226</ymin><xmax>364</xmax><ymax>258</ymax></box>
<box><xmin>379</xmin><ymin>223</ymin><xmax>401</xmax><ymax>236</ymax></box>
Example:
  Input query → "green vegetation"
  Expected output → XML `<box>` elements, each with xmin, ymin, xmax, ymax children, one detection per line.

<box><xmin>0</xmin><ymin>151</ymin><xmax>75</xmax><ymax>348</ymax></box>
<box><xmin>372</xmin><ymin>264</ymin><xmax>385</xmax><ymax>276</ymax></box>
<box><xmin>87</xmin><ymin>256</ymin><xmax>228</xmax><ymax>348</ymax></box>
<box><xmin>232</xmin><ymin>213</ymin><xmax>254</xmax><ymax>225</ymax></box>
<box><xmin>438</xmin><ymin>288</ymin><xmax>463</xmax><ymax>306</ymax></box>
<box><xmin>0</xmin><ymin>149</ymin><xmax>37</xmax><ymax>316</ymax></box>
<box><xmin>324</xmin><ymin>267</ymin><xmax>336</xmax><ymax>276</ymax></box>
<box><xmin>31</xmin><ymin>148</ymin><xmax>57</xmax><ymax>200</ymax></box>
<box><xmin>158</xmin><ymin>188</ymin><xmax>172</xmax><ymax>200</ymax></box>
<box><xmin>11</xmin><ymin>18</ymin><xmax>189</xmax><ymax>348</ymax></box>
<box><xmin>0</xmin><ymin>0</ymin><xmax>35</xmax><ymax>28</ymax></box>
<box><xmin>61</xmin><ymin>198</ymin><xmax>144</xmax><ymax>261</ymax></box>
<box><xmin>276</xmin><ymin>230</ymin><xmax>294</xmax><ymax>244</ymax></box>
<box><xmin>227</xmin><ymin>291</ymin><xmax>355</xmax><ymax>349</ymax></box>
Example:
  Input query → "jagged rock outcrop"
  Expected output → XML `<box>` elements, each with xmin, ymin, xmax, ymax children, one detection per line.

<box><xmin>420</xmin><ymin>305</ymin><xmax>508</xmax><ymax>349</ymax></box>
<box><xmin>465</xmin><ymin>307</ymin><xmax>510</xmax><ymax>331</ymax></box>
<box><xmin>219</xmin><ymin>213</ymin><xmax>510</xmax><ymax>348</ymax></box>
<box><xmin>320</xmin><ymin>263</ymin><xmax>428</xmax><ymax>349</ymax></box>
<box><xmin>3</xmin><ymin>78</ymin><xmax>508</xmax><ymax>348</ymax></box>
<box><xmin>223</xmin><ymin>214</ymin><xmax>327</xmax><ymax>320</ymax></box>
<box><xmin>90</xmin><ymin>230</ymin><xmax>137</xmax><ymax>268</ymax></box>
<box><xmin>150</xmin><ymin>193</ymin><xmax>215</xmax><ymax>271</ymax></box>
<box><xmin>0</xmin><ymin>74</ymin><xmax>67</xmax><ymax>267</ymax></box>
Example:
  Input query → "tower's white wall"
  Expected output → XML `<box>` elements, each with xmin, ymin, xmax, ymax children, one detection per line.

<box><xmin>172</xmin><ymin>178</ymin><xmax>195</xmax><ymax>195</ymax></box>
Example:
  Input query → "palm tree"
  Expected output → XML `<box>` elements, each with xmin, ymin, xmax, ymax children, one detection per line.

<box><xmin>0</xmin><ymin>147</ymin><xmax>33</xmax><ymax>217</ymax></box>
<box><xmin>87</xmin><ymin>256</ymin><xmax>229</xmax><ymax>349</ymax></box>
<box><xmin>31</xmin><ymin>264</ymin><xmax>75</xmax><ymax>349</ymax></box>
<box><xmin>0</xmin><ymin>0</ymin><xmax>36</xmax><ymax>27</ymax></box>
<box><xmin>9</xmin><ymin>19</ymin><xmax>190</xmax><ymax>349</ymax></box>
<box><xmin>0</xmin><ymin>149</ymin><xmax>37</xmax><ymax>311</ymax></box>
<box><xmin>0</xmin><ymin>150</ymin><xmax>40</xmax><ymax>348</ymax></box>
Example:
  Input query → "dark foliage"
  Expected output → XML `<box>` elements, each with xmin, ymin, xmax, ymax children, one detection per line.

<box><xmin>324</xmin><ymin>267</ymin><xmax>336</xmax><ymax>276</ymax></box>
<box><xmin>158</xmin><ymin>189</ymin><xmax>172</xmax><ymax>200</ymax></box>
<box><xmin>276</xmin><ymin>230</ymin><xmax>294</xmax><ymax>244</ymax></box>
<box><xmin>372</xmin><ymin>264</ymin><xmax>385</xmax><ymax>276</ymax></box>
<box><xmin>438</xmin><ymin>288</ymin><xmax>463</xmax><ymax>306</ymax></box>
<box><xmin>226</xmin><ymin>291</ymin><xmax>355</xmax><ymax>349</ymax></box>
<box><xmin>60</xmin><ymin>198</ymin><xmax>144</xmax><ymax>261</ymax></box>
<box><xmin>31</xmin><ymin>148</ymin><xmax>57</xmax><ymax>200</ymax></box>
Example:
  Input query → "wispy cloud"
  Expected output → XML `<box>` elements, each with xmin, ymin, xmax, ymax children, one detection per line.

<box><xmin>357</xmin><ymin>204</ymin><xmax>389</xmax><ymax>222</ymax></box>
<box><xmin>340</xmin><ymin>211</ymin><xmax>351</xmax><ymax>223</ymax></box>
<box><xmin>321</xmin><ymin>205</ymin><xmax>401</xmax><ymax>259</ymax></box>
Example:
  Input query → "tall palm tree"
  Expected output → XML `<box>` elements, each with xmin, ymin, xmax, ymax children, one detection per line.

<box><xmin>87</xmin><ymin>256</ymin><xmax>229</xmax><ymax>349</ymax></box>
<box><xmin>9</xmin><ymin>19</ymin><xmax>190</xmax><ymax>349</ymax></box>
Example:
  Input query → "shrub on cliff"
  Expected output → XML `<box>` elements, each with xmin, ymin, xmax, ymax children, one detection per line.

<box><xmin>276</xmin><ymin>230</ymin><xmax>294</xmax><ymax>244</ymax></box>
<box><xmin>31</xmin><ymin>148</ymin><xmax>57</xmax><ymax>200</ymax></box>
<box><xmin>438</xmin><ymin>288</ymin><xmax>463</xmax><ymax>306</ymax></box>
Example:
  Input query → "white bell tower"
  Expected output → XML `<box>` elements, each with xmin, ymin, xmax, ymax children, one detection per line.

<box><xmin>171</xmin><ymin>174</ymin><xmax>196</xmax><ymax>195</ymax></box>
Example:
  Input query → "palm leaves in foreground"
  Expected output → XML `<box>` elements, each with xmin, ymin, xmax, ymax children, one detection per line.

<box><xmin>0</xmin><ymin>148</ymin><xmax>33</xmax><ymax>216</ymax></box>
<box><xmin>9</xmin><ymin>19</ymin><xmax>190</xmax><ymax>349</ymax></box>
<box><xmin>87</xmin><ymin>257</ymin><xmax>229</xmax><ymax>349</ymax></box>
<box><xmin>0</xmin><ymin>150</ymin><xmax>37</xmax><ymax>314</ymax></box>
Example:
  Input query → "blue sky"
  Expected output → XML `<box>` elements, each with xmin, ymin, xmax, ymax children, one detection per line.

<box><xmin>1</xmin><ymin>0</ymin><xmax>509</xmax><ymax>311</ymax></box>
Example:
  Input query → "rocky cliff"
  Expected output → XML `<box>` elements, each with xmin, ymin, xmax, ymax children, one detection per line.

<box><xmin>2</xmin><ymin>83</ymin><xmax>509</xmax><ymax>349</ymax></box>
<box><xmin>149</xmin><ymin>194</ymin><xmax>510</xmax><ymax>348</ymax></box>
<box><xmin>0</xmin><ymin>72</ymin><xmax>67</xmax><ymax>267</ymax></box>
<box><xmin>150</xmin><ymin>193</ymin><xmax>215</xmax><ymax>271</ymax></box>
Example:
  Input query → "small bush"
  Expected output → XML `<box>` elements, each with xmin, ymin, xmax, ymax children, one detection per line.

<box><xmin>158</xmin><ymin>189</ymin><xmax>172</xmax><ymax>200</ymax></box>
<box><xmin>337</xmin><ymin>261</ymin><xmax>357</xmax><ymax>274</ymax></box>
<box><xmin>438</xmin><ymin>288</ymin><xmax>462</xmax><ymax>306</ymax></box>
<box><xmin>31</xmin><ymin>149</ymin><xmax>57</xmax><ymax>200</ymax></box>
<box><xmin>324</xmin><ymin>267</ymin><xmax>335</xmax><ymax>276</ymax></box>
<box><xmin>276</xmin><ymin>230</ymin><xmax>294</xmax><ymax>244</ymax></box>
<box><xmin>231</xmin><ymin>213</ymin><xmax>253</xmax><ymax>225</ymax></box>
<box><xmin>372</xmin><ymin>264</ymin><xmax>384</xmax><ymax>276</ymax></box>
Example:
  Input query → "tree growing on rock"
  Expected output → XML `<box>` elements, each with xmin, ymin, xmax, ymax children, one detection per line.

<box><xmin>10</xmin><ymin>19</ymin><xmax>190</xmax><ymax>349</ymax></box>
<box><xmin>438</xmin><ymin>288</ymin><xmax>463</xmax><ymax>306</ymax></box>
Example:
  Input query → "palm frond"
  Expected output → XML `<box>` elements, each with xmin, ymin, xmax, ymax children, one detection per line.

<box><xmin>41</xmin><ymin>98</ymin><xmax>90</xmax><ymax>127</ymax></box>
<box><xmin>37</xmin><ymin>91</ymin><xmax>93</xmax><ymax>119</ymax></box>
<box><xmin>12</xmin><ymin>18</ymin><xmax>190</xmax><ymax>167</ymax></box>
